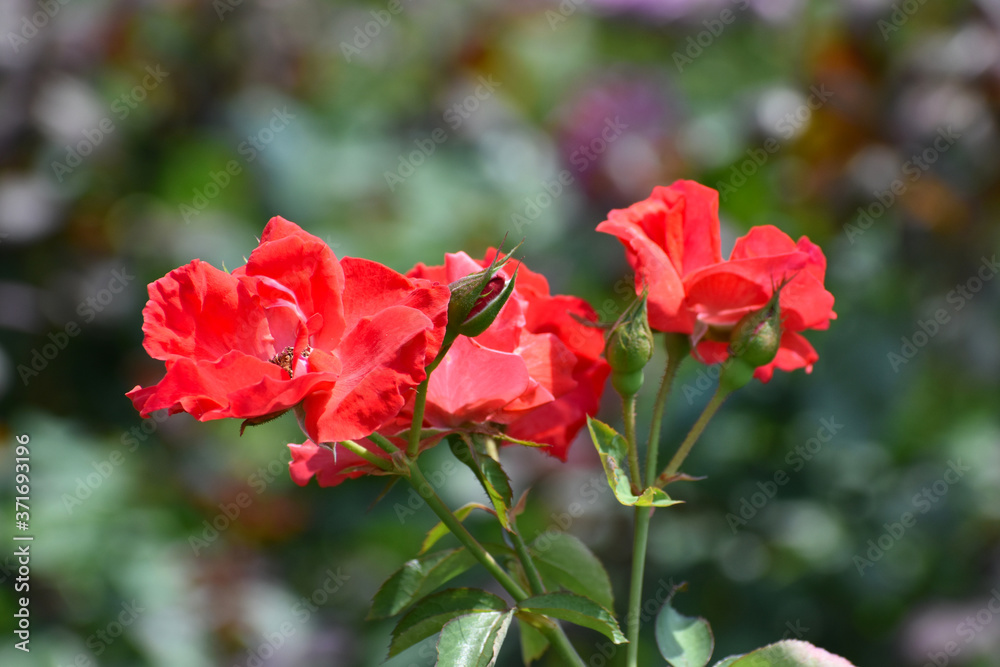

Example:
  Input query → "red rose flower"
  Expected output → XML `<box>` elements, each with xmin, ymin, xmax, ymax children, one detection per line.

<box><xmin>598</xmin><ymin>181</ymin><xmax>835</xmax><ymax>381</ymax></box>
<box><xmin>127</xmin><ymin>216</ymin><xmax>450</xmax><ymax>442</ymax></box>
<box><xmin>397</xmin><ymin>250</ymin><xmax>610</xmax><ymax>460</ymax></box>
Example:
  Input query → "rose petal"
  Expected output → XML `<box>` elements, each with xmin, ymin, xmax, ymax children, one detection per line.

<box><xmin>140</xmin><ymin>260</ymin><xmax>270</xmax><ymax>363</ymax></box>
<box><xmin>288</xmin><ymin>438</ymin><xmax>389</xmax><ymax>488</ymax></box>
<box><xmin>424</xmin><ymin>336</ymin><xmax>532</xmax><ymax>424</ymax></box>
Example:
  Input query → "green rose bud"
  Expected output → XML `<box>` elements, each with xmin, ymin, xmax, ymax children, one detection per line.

<box><xmin>606</xmin><ymin>293</ymin><xmax>654</xmax><ymax>396</ymax></box>
<box><xmin>720</xmin><ymin>278</ymin><xmax>788</xmax><ymax>391</ymax></box>
<box><xmin>445</xmin><ymin>242</ymin><xmax>521</xmax><ymax>340</ymax></box>
<box><xmin>612</xmin><ymin>369</ymin><xmax>645</xmax><ymax>397</ymax></box>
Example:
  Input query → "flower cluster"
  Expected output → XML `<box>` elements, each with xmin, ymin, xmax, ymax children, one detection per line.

<box><xmin>128</xmin><ymin>217</ymin><xmax>608</xmax><ymax>487</ymax></box>
<box><xmin>128</xmin><ymin>181</ymin><xmax>834</xmax><ymax>489</ymax></box>
<box><xmin>597</xmin><ymin>180</ymin><xmax>835</xmax><ymax>381</ymax></box>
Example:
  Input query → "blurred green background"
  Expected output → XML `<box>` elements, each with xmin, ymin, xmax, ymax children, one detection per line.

<box><xmin>1</xmin><ymin>0</ymin><xmax>999</xmax><ymax>665</ymax></box>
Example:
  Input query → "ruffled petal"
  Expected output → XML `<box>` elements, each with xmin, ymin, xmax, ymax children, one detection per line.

<box><xmin>242</xmin><ymin>217</ymin><xmax>347</xmax><ymax>352</ymax></box>
<box><xmin>140</xmin><ymin>259</ymin><xmax>269</xmax><ymax>363</ymax></box>
<box><xmin>303</xmin><ymin>305</ymin><xmax>440</xmax><ymax>442</ymax></box>
<box><xmin>597</xmin><ymin>214</ymin><xmax>689</xmax><ymax>332</ymax></box>
<box><xmin>127</xmin><ymin>351</ymin><xmax>288</xmax><ymax>420</ymax></box>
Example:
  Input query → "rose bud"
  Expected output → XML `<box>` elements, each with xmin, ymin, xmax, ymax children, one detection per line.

<box><xmin>606</xmin><ymin>292</ymin><xmax>654</xmax><ymax>397</ymax></box>
<box><xmin>720</xmin><ymin>279</ymin><xmax>786</xmax><ymax>392</ymax></box>
<box><xmin>444</xmin><ymin>245</ymin><xmax>520</xmax><ymax>340</ymax></box>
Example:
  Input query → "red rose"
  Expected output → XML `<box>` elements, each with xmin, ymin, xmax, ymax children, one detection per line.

<box><xmin>402</xmin><ymin>251</ymin><xmax>610</xmax><ymax>460</ymax></box>
<box><xmin>127</xmin><ymin>216</ymin><xmax>450</xmax><ymax>442</ymax></box>
<box><xmin>596</xmin><ymin>180</ymin><xmax>723</xmax><ymax>333</ymax></box>
<box><xmin>598</xmin><ymin>182</ymin><xmax>835</xmax><ymax>381</ymax></box>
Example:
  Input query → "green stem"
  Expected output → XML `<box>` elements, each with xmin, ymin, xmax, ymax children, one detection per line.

<box><xmin>406</xmin><ymin>338</ymin><xmax>455</xmax><ymax>458</ymax></box>
<box><xmin>658</xmin><ymin>385</ymin><xmax>731</xmax><ymax>483</ymax></box>
<box><xmin>620</xmin><ymin>392</ymin><xmax>645</xmax><ymax>667</ymax></box>
<box><xmin>510</xmin><ymin>527</ymin><xmax>546</xmax><ymax>596</ymax></box>
<box><xmin>406</xmin><ymin>378</ymin><xmax>430</xmax><ymax>458</ymax></box>
<box><xmin>627</xmin><ymin>335</ymin><xmax>688</xmax><ymax>667</ymax></box>
<box><xmin>645</xmin><ymin>334</ymin><xmax>688</xmax><ymax>487</ymax></box>
<box><xmin>626</xmin><ymin>505</ymin><xmax>650</xmax><ymax>667</ymax></box>
<box><xmin>367</xmin><ymin>432</ymin><xmax>399</xmax><ymax>454</ymax></box>
<box><xmin>405</xmin><ymin>459</ymin><xmax>586</xmax><ymax>667</ymax></box>
<box><xmin>623</xmin><ymin>394</ymin><xmax>641</xmax><ymax>490</ymax></box>
<box><xmin>407</xmin><ymin>458</ymin><xmax>527</xmax><ymax>599</ymax></box>
<box><xmin>335</xmin><ymin>440</ymin><xmax>392</xmax><ymax>471</ymax></box>
<box><xmin>541</xmin><ymin>624</ymin><xmax>587</xmax><ymax>667</ymax></box>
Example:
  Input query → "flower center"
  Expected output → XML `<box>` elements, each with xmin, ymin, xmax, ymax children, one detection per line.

<box><xmin>269</xmin><ymin>345</ymin><xmax>314</xmax><ymax>378</ymax></box>
<box><xmin>270</xmin><ymin>346</ymin><xmax>296</xmax><ymax>377</ymax></box>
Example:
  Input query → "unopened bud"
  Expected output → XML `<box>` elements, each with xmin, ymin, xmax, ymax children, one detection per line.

<box><xmin>720</xmin><ymin>279</ymin><xmax>788</xmax><ymax>392</ymax></box>
<box><xmin>445</xmin><ymin>244</ymin><xmax>521</xmax><ymax>340</ymax></box>
<box><xmin>606</xmin><ymin>293</ymin><xmax>654</xmax><ymax>396</ymax></box>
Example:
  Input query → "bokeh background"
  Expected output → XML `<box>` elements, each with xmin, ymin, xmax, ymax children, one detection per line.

<box><xmin>2</xmin><ymin>0</ymin><xmax>999</xmax><ymax>665</ymax></box>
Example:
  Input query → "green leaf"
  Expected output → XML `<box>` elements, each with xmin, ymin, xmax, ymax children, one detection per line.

<box><xmin>517</xmin><ymin>592</ymin><xmax>627</xmax><ymax>644</ymax></box>
<box><xmin>719</xmin><ymin>640</ymin><xmax>856</xmax><ymax>667</ymax></box>
<box><xmin>655</xmin><ymin>598</ymin><xmax>714</xmax><ymax>667</ymax></box>
<box><xmin>419</xmin><ymin>503</ymin><xmax>494</xmax><ymax>555</ymax></box>
<box><xmin>449</xmin><ymin>436</ymin><xmax>515</xmax><ymax>530</ymax></box>
<box><xmin>436</xmin><ymin>610</ymin><xmax>514</xmax><ymax>667</ymax></box>
<box><xmin>529</xmin><ymin>532</ymin><xmax>614</xmax><ymax>610</ymax></box>
<box><xmin>388</xmin><ymin>588</ymin><xmax>509</xmax><ymax>658</ymax></box>
<box><xmin>587</xmin><ymin>417</ymin><xmax>682</xmax><ymax>508</ymax></box>
<box><xmin>518</xmin><ymin>619</ymin><xmax>550</xmax><ymax>665</ymax></box>
<box><xmin>368</xmin><ymin>548</ymin><xmax>478</xmax><ymax>619</ymax></box>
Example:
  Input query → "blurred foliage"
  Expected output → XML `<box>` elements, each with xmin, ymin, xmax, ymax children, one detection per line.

<box><xmin>1</xmin><ymin>0</ymin><xmax>999</xmax><ymax>665</ymax></box>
